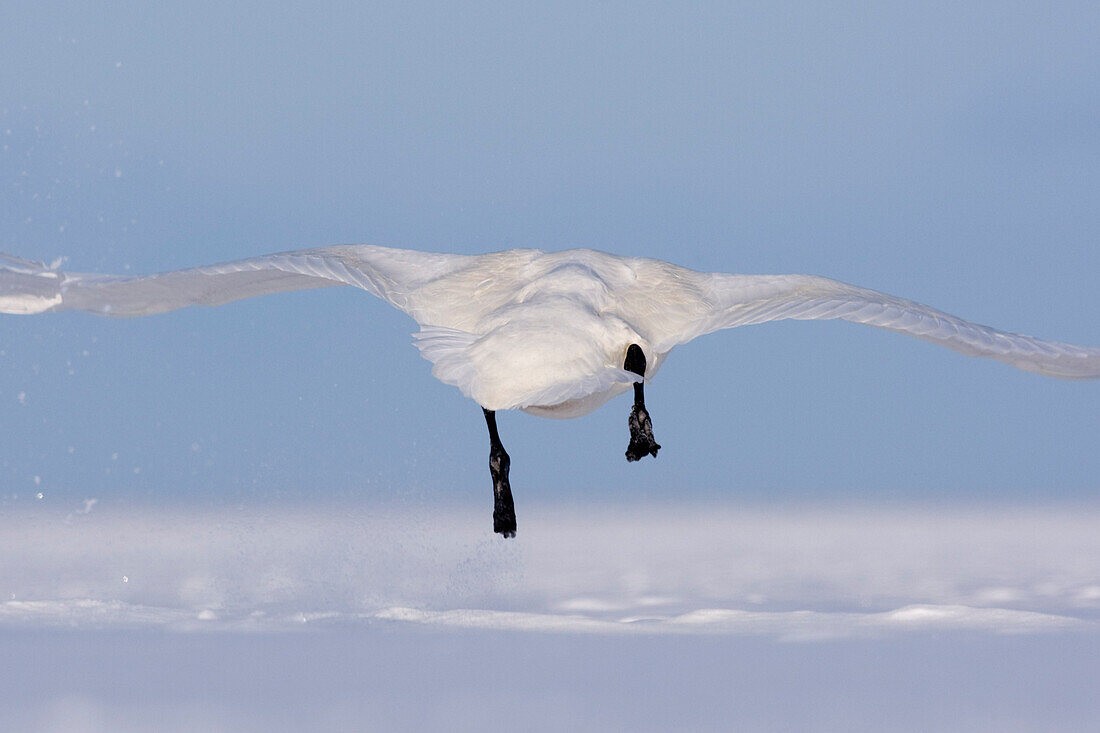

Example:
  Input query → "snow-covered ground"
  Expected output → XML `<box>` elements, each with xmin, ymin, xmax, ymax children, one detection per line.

<box><xmin>3</xmin><ymin>499</ymin><xmax>1099</xmax><ymax>731</ymax></box>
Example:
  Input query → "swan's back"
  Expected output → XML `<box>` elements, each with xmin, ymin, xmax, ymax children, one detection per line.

<box><xmin>399</xmin><ymin>248</ymin><xmax>715</xmax><ymax>350</ymax></box>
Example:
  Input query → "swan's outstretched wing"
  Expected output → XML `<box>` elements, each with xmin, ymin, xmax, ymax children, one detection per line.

<box><xmin>0</xmin><ymin>246</ymin><xmax>472</xmax><ymax>318</ymax></box>
<box><xmin>659</xmin><ymin>273</ymin><xmax>1099</xmax><ymax>380</ymax></box>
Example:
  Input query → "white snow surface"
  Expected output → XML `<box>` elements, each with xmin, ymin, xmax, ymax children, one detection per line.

<box><xmin>3</xmin><ymin>500</ymin><xmax>1099</xmax><ymax>637</ymax></box>
<box><xmin>4</xmin><ymin>499</ymin><xmax>1100</xmax><ymax>732</ymax></box>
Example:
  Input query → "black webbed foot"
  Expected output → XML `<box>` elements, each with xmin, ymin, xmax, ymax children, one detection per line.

<box><xmin>490</xmin><ymin>444</ymin><xmax>516</xmax><ymax>538</ymax></box>
<box><xmin>484</xmin><ymin>408</ymin><xmax>517</xmax><ymax>538</ymax></box>
<box><xmin>626</xmin><ymin>404</ymin><xmax>661</xmax><ymax>462</ymax></box>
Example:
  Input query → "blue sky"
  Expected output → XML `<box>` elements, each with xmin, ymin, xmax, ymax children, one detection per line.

<box><xmin>1</xmin><ymin>1</ymin><xmax>1098</xmax><ymax>509</ymax></box>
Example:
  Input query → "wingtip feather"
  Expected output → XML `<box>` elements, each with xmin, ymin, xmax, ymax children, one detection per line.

<box><xmin>0</xmin><ymin>253</ymin><xmax>64</xmax><ymax>314</ymax></box>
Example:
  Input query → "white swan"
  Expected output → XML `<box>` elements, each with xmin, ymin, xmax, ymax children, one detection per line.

<box><xmin>3</xmin><ymin>245</ymin><xmax>1097</xmax><ymax>535</ymax></box>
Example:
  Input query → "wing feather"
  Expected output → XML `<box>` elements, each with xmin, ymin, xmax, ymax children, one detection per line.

<box><xmin>673</xmin><ymin>273</ymin><xmax>1099</xmax><ymax>380</ymax></box>
<box><xmin>5</xmin><ymin>247</ymin><xmax>1097</xmax><ymax>392</ymax></box>
<box><xmin>0</xmin><ymin>246</ymin><xmax>473</xmax><ymax>318</ymax></box>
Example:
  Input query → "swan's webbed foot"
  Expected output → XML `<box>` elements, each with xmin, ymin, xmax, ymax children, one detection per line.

<box><xmin>484</xmin><ymin>408</ymin><xmax>516</xmax><ymax>538</ymax></box>
<box><xmin>490</xmin><ymin>443</ymin><xmax>516</xmax><ymax>537</ymax></box>
<box><xmin>626</xmin><ymin>403</ymin><xmax>661</xmax><ymax>462</ymax></box>
<box><xmin>623</xmin><ymin>343</ymin><xmax>660</xmax><ymax>462</ymax></box>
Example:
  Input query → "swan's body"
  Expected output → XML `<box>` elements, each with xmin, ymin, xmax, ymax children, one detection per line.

<box><xmin>3</xmin><ymin>245</ymin><xmax>1097</xmax><ymax>535</ymax></box>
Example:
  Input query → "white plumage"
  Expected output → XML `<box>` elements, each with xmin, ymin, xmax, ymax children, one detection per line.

<box><xmin>2</xmin><ymin>245</ymin><xmax>1098</xmax><ymax>420</ymax></box>
<box><xmin>6</xmin><ymin>244</ymin><xmax>1096</xmax><ymax>536</ymax></box>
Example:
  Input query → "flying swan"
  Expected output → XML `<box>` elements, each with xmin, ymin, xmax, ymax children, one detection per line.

<box><xmin>2</xmin><ymin>245</ymin><xmax>1097</xmax><ymax>536</ymax></box>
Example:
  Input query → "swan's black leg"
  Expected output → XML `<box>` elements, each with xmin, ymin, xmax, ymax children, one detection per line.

<box><xmin>624</xmin><ymin>344</ymin><xmax>661</xmax><ymax>462</ymax></box>
<box><xmin>483</xmin><ymin>408</ymin><xmax>516</xmax><ymax>538</ymax></box>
